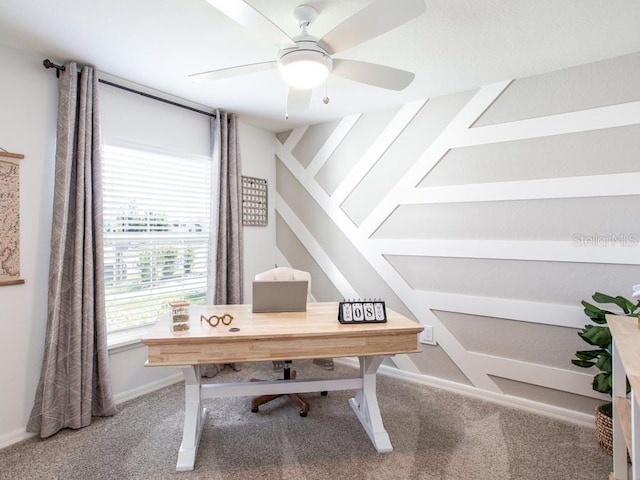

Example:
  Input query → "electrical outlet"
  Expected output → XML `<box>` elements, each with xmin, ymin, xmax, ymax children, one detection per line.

<box><xmin>419</xmin><ymin>325</ymin><xmax>436</xmax><ymax>345</ymax></box>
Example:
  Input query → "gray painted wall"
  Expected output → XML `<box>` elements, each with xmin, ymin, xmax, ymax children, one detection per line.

<box><xmin>273</xmin><ymin>51</ymin><xmax>640</xmax><ymax>421</ymax></box>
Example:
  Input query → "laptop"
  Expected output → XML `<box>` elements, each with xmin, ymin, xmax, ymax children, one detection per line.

<box><xmin>252</xmin><ymin>280</ymin><xmax>308</xmax><ymax>313</ymax></box>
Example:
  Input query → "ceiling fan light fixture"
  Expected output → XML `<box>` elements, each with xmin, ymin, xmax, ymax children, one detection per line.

<box><xmin>278</xmin><ymin>49</ymin><xmax>332</xmax><ymax>90</ymax></box>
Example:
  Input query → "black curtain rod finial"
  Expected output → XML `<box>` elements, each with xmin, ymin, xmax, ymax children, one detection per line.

<box><xmin>43</xmin><ymin>59</ymin><xmax>65</xmax><ymax>78</ymax></box>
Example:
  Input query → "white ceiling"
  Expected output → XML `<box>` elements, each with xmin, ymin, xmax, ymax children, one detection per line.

<box><xmin>1</xmin><ymin>0</ymin><xmax>639</xmax><ymax>132</ymax></box>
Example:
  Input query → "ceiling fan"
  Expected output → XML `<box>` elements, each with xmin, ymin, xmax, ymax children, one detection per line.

<box><xmin>190</xmin><ymin>0</ymin><xmax>426</xmax><ymax>116</ymax></box>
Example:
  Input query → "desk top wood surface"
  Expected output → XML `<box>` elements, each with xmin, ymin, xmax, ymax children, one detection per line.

<box><xmin>142</xmin><ymin>302</ymin><xmax>422</xmax><ymax>366</ymax></box>
<box><xmin>607</xmin><ymin>314</ymin><xmax>640</xmax><ymax>399</ymax></box>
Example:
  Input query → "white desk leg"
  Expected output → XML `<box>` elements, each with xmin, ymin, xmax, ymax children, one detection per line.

<box><xmin>176</xmin><ymin>365</ymin><xmax>206</xmax><ymax>472</ymax></box>
<box><xmin>349</xmin><ymin>356</ymin><xmax>393</xmax><ymax>453</ymax></box>
<box><xmin>632</xmin><ymin>390</ymin><xmax>639</xmax><ymax>480</ymax></box>
<box><xmin>612</xmin><ymin>342</ymin><xmax>628</xmax><ymax>480</ymax></box>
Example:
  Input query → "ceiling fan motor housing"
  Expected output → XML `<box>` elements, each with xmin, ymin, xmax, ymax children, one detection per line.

<box><xmin>278</xmin><ymin>40</ymin><xmax>333</xmax><ymax>89</ymax></box>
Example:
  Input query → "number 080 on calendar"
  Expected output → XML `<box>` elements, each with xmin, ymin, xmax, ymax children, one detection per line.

<box><xmin>338</xmin><ymin>300</ymin><xmax>387</xmax><ymax>324</ymax></box>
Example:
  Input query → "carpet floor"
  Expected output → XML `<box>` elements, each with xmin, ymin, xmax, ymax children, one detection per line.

<box><xmin>0</xmin><ymin>360</ymin><xmax>612</xmax><ymax>479</ymax></box>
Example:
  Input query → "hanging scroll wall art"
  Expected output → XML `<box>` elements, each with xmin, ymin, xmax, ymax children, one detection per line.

<box><xmin>0</xmin><ymin>150</ymin><xmax>25</xmax><ymax>286</ymax></box>
<box><xmin>242</xmin><ymin>176</ymin><xmax>268</xmax><ymax>226</ymax></box>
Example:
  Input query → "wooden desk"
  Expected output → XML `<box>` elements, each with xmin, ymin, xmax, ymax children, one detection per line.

<box><xmin>142</xmin><ymin>302</ymin><xmax>423</xmax><ymax>471</ymax></box>
<box><xmin>607</xmin><ymin>314</ymin><xmax>640</xmax><ymax>480</ymax></box>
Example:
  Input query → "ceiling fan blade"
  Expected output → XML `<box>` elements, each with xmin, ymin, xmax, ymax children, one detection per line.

<box><xmin>206</xmin><ymin>0</ymin><xmax>296</xmax><ymax>48</ymax></box>
<box><xmin>319</xmin><ymin>0</ymin><xmax>426</xmax><ymax>55</ymax></box>
<box><xmin>332</xmin><ymin>59</ymin><xmax>415</xmax><ymax>91</ymax></box>
<box><xmin>286</xmin><ymin>88</ymin><xmax>312</xmax><ymax>116</ymax></box>
<box><xmin>189</xmin><ymin>61</ymin><xmax>278</xmax><ymax>82</ymax></box>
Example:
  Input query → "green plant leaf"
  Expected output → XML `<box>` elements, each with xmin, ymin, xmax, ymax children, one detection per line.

<box><xmin>581</xmin><ymin>301</ymin><xmax>607</xmax><ymax>324</ymax></box>
<box><xmin>574</xmin><ymin>349</ymin><xmax>603</xmax><ymax>361</ymax></box>
<box><xmin>571</xmin><ymin>359</ymin><xmax>595</xmax><ymax>368</ymax></box>
<box><xmin>579</xmin><ymin>325</ymin><xmax>612</xmax><ymax>348</ymax></box>
<box><xmin>599</xmin><ymin>402</ymin><xmax>613</xmax><ymax>418</ymax></box>
<box><xmin>572</xmin><ymin>291</ymin><xmax>636</xmax><ymax>399</ymax></box>
<box><xmin>592</xmin><ymin>292</ymin><xmax>635</xmax><ymax>314</ymax></box>
<box><xmin>593</xmin><ymin>372</ymin><xmax>612</xmax><ymax>395</ymax></box>
<box><xmin>595</xmin><ymin>353</ymin><xmax>612</xmax><ymax>373</ymax></box>
<box><xmin>582</xmin><ymin>300</ymin><xmax>603</xmax><ymax>313</ymax></box>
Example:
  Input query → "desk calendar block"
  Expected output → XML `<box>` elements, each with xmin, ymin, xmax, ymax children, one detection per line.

<box><xmin>338</xmin><ymin>300</ymin><xmax>387</xmax><ymax>324</ymax></box>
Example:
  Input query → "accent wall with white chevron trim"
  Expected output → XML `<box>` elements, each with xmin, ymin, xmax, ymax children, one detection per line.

<box><xmin>273</xmin><ymin>51</ymin><xmax>640</xmax><ymax>423</ymax></box>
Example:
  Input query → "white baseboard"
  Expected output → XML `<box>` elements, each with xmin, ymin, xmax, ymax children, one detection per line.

<box><xmin>113</xmin><ymin>372</ymin><xmax>184</xmax><ymax>405</ymax></box>
<box><xmin>0</xmin><ymin>428</ymin><xmax>35</xmax><ymax>450</ymax></box>
<box><xmin>335</xmin><ymin>358</ymin><xmax>595</xmax><ymax>428</ymax></box>
<box><xmin>0</xmin><ymin>373</ymin><xmax>184</xmax><ymax>451</ymax></box>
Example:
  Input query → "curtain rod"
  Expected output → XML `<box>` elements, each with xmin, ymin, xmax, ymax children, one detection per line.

<box><xmin>43</xmin><ymin>59</ymin><xmax>216</xmax><ymax>119</ymax></box>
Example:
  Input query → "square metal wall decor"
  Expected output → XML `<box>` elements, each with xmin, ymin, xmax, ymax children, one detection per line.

<box><xmin>242</xmin><ymin>176</ymin><xmax>268</xmax><ymax>226</ymax></box>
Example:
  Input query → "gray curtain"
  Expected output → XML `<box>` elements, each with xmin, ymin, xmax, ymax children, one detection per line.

<box><xmin>27</xmin><ymin>62</ymin><xmax>117</xmax><ymax>438</ymax></box>
<box><xmin>203</xmin><ymin>110</ymin><xmax>243</xmax><ymax>378</ymax></box>
<box><xmin>211</xmin><ymin>110</ymin><xmax>243</xmax><ymax>305</ymax></box>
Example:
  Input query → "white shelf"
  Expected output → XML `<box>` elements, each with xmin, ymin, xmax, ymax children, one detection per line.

<box><xmin>607</xmin><ymin>314</ymin><xmax>640</xmax><ymax>480</ymax></box>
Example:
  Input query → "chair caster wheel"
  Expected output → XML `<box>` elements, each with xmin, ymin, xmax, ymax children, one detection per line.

<box><xmin>251</xmin><ymin>407</ymin><xmax>259</xmax><ymax>413</ymax></box>
<box><xmin>321</xmin><ymin>391</ymin><xmax>328</xmax><ymax>396</ymax></box>
<box><xmin>299</xmin><ymin>410</ymin><xmax>308</xmax><ymax>417</ymax></box>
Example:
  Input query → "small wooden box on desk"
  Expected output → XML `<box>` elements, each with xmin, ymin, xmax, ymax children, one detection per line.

<box><xmin>607</xmin><ymin>314</ymin><xmax>640</xmax><ymax>480</ymax></box>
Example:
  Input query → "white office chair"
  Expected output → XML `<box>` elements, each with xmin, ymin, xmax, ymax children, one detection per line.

<box><xmin>251</xmin><ymin>266</ymin><xmax>327</xmax><ymax>417</ymax></box>
<box><xmin>254</xmin><ymin>266</ymin><xmax>311</xmax><ymax>295</ymax></box>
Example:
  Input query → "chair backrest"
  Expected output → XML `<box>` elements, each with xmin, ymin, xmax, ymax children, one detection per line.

<box><xmin>254</xmin><ymin>267</ymin><xmax>311</xmax><ymax>298</ymax></box>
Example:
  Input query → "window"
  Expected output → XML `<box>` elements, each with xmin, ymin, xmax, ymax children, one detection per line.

<box><xmin>102</xmin><ymin>145</ymin><xmax>211</xmax><ymax>333</ymax></box>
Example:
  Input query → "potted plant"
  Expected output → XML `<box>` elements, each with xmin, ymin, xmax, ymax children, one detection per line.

<box><xmin>572</xmin><ymin>292</ymin><xmax>638</xmax><ymax>455</ymax></box>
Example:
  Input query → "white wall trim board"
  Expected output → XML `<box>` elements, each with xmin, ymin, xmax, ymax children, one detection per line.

<box><xmin>113</xmin><ymin>372</ymin><xmax>184</xmax><ymax>405</ymax></box>
<box><xmin>332</xmin><ymin>99</ymin><xmax>427</xmax><ymax>205</ymax></box>
<box><xmin>402</xmin><ymin>172</ymin><xmax>640</xmax><ymax>205</ymax></box>
<box><xmin>359</xmin><ymin>80</ymin><xmax>512</xmax><ymax>238</ymax></box>
<box><xmin>418</xmin><ymin>291</ymin><xmax>585</xmax><ymax>329</ymax></box>
<box><xmin>274</xmin><ymin>248</ymin><xmax>292</xmax><ymax>269</ymax></box>
<box><xmin>273</xmin><ymin>248</ymin><xmax>321</xmax><ymax>303</ymax></box>
<box><xmin>276</xmin><ymin>194</ymin><xmax>359</xmax><ymax>299</ymax></box>
<box><xmin>374</xmin><ymin>238</ymin><xmax>640</xmax><ymax>265</ymax></box>
<box><xmin>282</xmin><ymin>125</ymin><xmax>308</xmax><ymax>151</ymax></box>
<box><xmin>459</xmin><ymin>100</ymin><xmax>640</xmax><ymax>148</ymax></box>
<box><xmin>0</xmin><ymin>429</ymin><xmax>35</xmax><ymax>450</ymax></box>
<box><xmin>388</xmin><ymin>354</ymin><xmax>421</xmax><ymax>374</ymax></box>
<box><xmin>306</xmin><ymin>113</ymin><xmax>361</xmax><ymax>178</ymax></box>
<box><xmin>467</xmin><ymin>351</ymin><xmax>607</xmax><ymax>399</ymax></box>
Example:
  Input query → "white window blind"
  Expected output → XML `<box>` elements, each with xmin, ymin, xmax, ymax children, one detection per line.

<box><xmin>102</xmin><ymin>145</ymin><xmax>211</xmax><ymax>333</ymax></box>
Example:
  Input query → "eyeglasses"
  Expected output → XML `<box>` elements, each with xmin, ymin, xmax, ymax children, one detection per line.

<box><xmin>200</xmin><ymin>313</ymin><xmax>233</xmax><ymax>328</ymax></box>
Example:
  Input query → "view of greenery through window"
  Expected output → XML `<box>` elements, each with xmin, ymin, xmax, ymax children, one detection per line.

<box><xmin>102</xmin><ymin>145</ymin><xmax>211</xmax><ymax>333</ymax></box>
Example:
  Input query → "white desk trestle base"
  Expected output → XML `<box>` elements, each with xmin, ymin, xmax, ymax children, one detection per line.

<box><xmin>176</xmin><ymin>355</ymin><xmax>392</xmax><ymax>471</ymax></box>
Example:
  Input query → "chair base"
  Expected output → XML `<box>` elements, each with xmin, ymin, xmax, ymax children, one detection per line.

<box><xmin>251</xmin><ymin>392</ymin><xmax>310</xmax><ymax>417</ymax></box>
<box><xmin>250</xmin><ymin>369</ymin><xmax>310</xmax><ymax>417</ymax></box>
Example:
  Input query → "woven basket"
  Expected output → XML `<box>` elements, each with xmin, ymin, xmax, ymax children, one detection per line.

<box><xmin>595</xmin><ymin>404</ymin><xmax>630</xmax><ymax>463</ymax></box>
<box><xmin>595</xmin><ymin>404</ymin><xmax>614</xmax><ymax>456</ymax></box>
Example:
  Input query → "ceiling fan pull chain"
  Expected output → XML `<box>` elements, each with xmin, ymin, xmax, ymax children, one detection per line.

<box><xmin>323</xmin><ymin>77</ymin><xmax>330</xmax><ymax>105</ymax></box>
<box><xmin>285</xmin><ymin>88</ymin><xmax>290</xmax><ymax>120</ymax></box>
